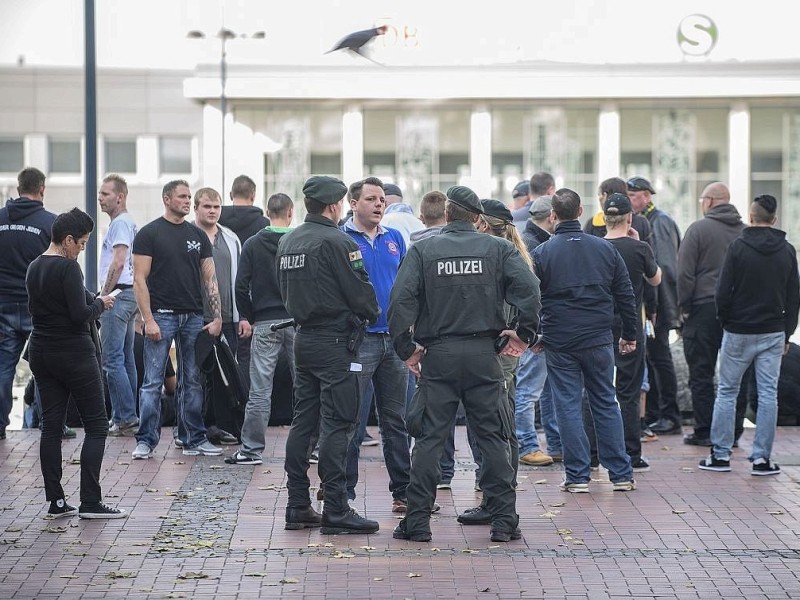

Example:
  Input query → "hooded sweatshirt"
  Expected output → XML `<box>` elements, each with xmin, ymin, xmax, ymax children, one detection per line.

<box><xmin>0</xmin><ymin>198</ymin><xmax>57</xmax><ymax>303</ymax></box>
<box><xmin>235</xmin><ymin>226</ymin><xmax>291</xmax><ymax>323</ymax></box>
<box><xmin>677</xmin><ymin>203</ymin><xmax>744</xmax><ymax>312</ymax></box>
<box><xmin>219</xmin><ymin>205</ymin><xmax>270</xmax><ymax>246</ymax></box>
<box><xmin>715</xmin><ymin>226</ymin><xmax>800</xmax><ymax>341</ymax></box>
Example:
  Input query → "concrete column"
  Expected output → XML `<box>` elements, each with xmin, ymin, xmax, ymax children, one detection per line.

<box><xmin>598</xmin><ymin>104</ymin><xmax>620</xmax><ymax>183</ymax></box>
<box><xmin>202</xmin><ymin>102</ymin><xmax>223</xmax><ymax>192</ymax></box>
<box><xmin>137</xmin><ymin>135</ymin><xmax>159</xmax><ymax>183</ymax></box>
<box><xmin>468</xmin><ymin>106</ymin><xmax>492</xmax><ymax>198</ymax></box>
<box><xmin>728</xmin><ymin>102</ymin><xmax>751</xmax><ymax>217</ymax></box>
<box><xmin>342</xmin><ymin>105</ymin><xmax>363</xmax><ymax>185</ymax></box>
<box><xmin>26</xmin><ymin>134</ymin><xmax>48</xmax><ymax>172</ymax></box>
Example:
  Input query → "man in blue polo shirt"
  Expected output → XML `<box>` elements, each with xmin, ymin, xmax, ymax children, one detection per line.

<box><xmin>343</xmin><ymin>177</ymin><xmax>412</xmax><ymax>513</ymax></box>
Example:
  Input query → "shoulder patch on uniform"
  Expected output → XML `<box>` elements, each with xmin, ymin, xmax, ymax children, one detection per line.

<box><xmin>349</xmin><ymin>250</ymin><xmax>363</xmax><ymax>262</ymax></box>
<box><xmin>349</xmin><ymin>250</ymin><xmax>364</xmax><ymax>270</ymax></box>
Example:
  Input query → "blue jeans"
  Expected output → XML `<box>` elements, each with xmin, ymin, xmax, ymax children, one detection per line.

<box><xmin>710</xmin><ymin>331</ymin><xmax>785</xmax><ymax>462</ymax></box>
<box><xmin>0</xmin><ymin>302</ymin><xmax>31</xmax><ymax>429</ymax></box>
<box><xmin>346</xmin><ymin>333</ymin><xmax>411</xmax><ymax>501</ymax></box>
<box><xmin>515</xmin><ymin>349</ymin><xmax>562</xmax><ymax>455</ymax></box>
<box><xmin>240</xmin><ymin>320</ymin><xmax>295</xmax><ymax>458</ymax></box>
<box><xmin>545</xmin><ymin>344</ymin><xmax>632</xmax><ymax>484</ymax></box>
<box><xmin>99</xmin><ymin>288</ymin><xmax>138</xmax><ymax>424</ymax></box>
<box><xmin>136</xmin><ymin>312</ymin><xmax>207</xmax><ymax>450</ymax></box>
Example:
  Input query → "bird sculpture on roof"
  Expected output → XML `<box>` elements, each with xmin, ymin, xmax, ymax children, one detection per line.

<box><xmin>326</xmin><ymin>25</ymin><xmax>388</xmax><ymax>63</ymax></box>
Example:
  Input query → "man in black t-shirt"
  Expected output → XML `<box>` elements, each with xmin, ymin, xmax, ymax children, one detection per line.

<box><xmin>131</xmin><ymin>179</ymin><xmax>224</xmax><ymax>460</ymax></box>
<box><xmin>603</xmin><ymin>193</ymin><xmax>661</xmax><ymax>472</ymax></box>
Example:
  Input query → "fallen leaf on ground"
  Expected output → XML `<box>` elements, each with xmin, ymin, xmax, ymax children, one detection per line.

<box><xmin>164</xmin><ymin>593</ymin><xmax>187</xmax><ymax>599</ymax></box>
<box><xmin>540</xmin><ymin>511</ymin><xmax>560</xmax><ymax>518</ymax></box>
<box><xmin>550</xmin><ymin>502</ymin><xmax>566</xmax><ymax>507</ymax></box>
<box><xmin>5</xmin><ymin>527</ymin><xmax>21</xmax><ymax>532</ymax></box>
<box><xmin>407</xmin><ymin>572</ymin><xmax>422</xmax><ymax>578</ymax></box>
<box><xmin>43</xmin><ymin>526</ymin><xmax>67</xmax><ymax>533</ymax></box>
<box><xmin>534</xmin><ymin>479</ymin><xmax>548</xmax><ymax>485</ymax></box>
<box><xmin>59</xmin><ymin>575</ymin><xmax>80</xmax><ymax>579</ymax></box>
<box><xmin>209</xmin><ymin>465</ymin><xmax>223</xmax><ymax>470</ymax></box>
<box><xmin>145</xmin><ymin>488</ymin><xmax>158</xmax><ymax>493</ymax></box>
<box><xmin>360</xmin><ymin>546</ymin><xmax>375</xmax><ymax>551</ymax></box>
<box><xmin>245</xmin><ymin>572</ymin><xmax>268</xmax><ymax>577</ymax></box>
<box><xmin>106</xmin><ymin>571</ymin><xmax>135</xmax><ymax>579</ymax></box>
<box><xmin>281</xmin><ymin>577</ymin><xmax>300</xmax><ymax>584</ymax></box>
<box><xmin>333</xmin><ymin>551</ymin><xmax>355</xmax><ymax>558</ymax></box>
<box><xmin>768</xmin><ymin>510</ymin><xmax>784</xmax><ymax>515</ymax></box>
<box><xmin>177</xmin><ymin>572</ymin><xmax>208</xmax><ymax>580</ymax></box>
<box><xmin>173</xmin><ymin>461</ymin><xmax>185</xmax><ymax>465</ymax></box>
<box><xmin>557</xmin><ymin>528</ymin><xmax>572</xmax><ymax>535</ymax></box>
<box><xmin>672</xmin><ymin>510</ymin><xmax>687</xmax><ymax>515</ymax></box>
<box><xmin>461</xmin><ymin>549</ymin><xmax>479</xmax><ymax>554</ymax></box>
<box><xmin>117</xmin><ymin>461</ymin><xmax>130</xmax><ymax>466</ymax></box>
<box><xmin>479</xmin><ymin>587</ymin><xmax>491</xmax><ymax>593</ymax></box>
<box><xmin>373</xmin><ymin>577</ymin><xmax>384</xmax><ymax>581</ymax></box>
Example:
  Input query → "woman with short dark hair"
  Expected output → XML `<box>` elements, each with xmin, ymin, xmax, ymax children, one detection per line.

<box><xmin>26</xmin><ymin>207</ymin><xmax>126</xmax><ymax>519</ymax></box>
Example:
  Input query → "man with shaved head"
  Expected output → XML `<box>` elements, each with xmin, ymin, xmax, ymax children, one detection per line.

<box><xmin>677</xmin><ymin>182</ymin><xmax>744</xmax><ymax>447</ymax></box>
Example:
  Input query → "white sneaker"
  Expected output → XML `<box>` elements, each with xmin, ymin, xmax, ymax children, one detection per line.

<box><xmin>182</xmin><ymin>440</ymin><xmax>222</xmax><ymax>456</ymax></box>
<box><xmin>132</xmin><ymin>442</ymin><xmax>153</xmax><ymax>460</ymax></box>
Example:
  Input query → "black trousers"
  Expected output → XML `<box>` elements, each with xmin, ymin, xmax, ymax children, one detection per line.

<box><xmin>405</xmin><ymin>338</ymin><xmax>517</xmax><ymax>536</ymax></box>
<box><xmin>682</xmin><ymin>303</ymin><xmax>723</xmax><ymax>438</ymax></box>
<box><xmin>645</xmin><ymin>318</ymin><xmax>681</xmax><ymax>426</ymax></box>
<box><xmin>29</xmin><ymin>340</ymin><xmax>108</xmax><ymax>504</ymax></box>
<box><xmin>284</xmin><ymin>331</ymin><xmax>359</xmax><ymax>515</ymax></box>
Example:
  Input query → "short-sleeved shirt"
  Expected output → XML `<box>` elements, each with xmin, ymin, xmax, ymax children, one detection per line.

<box><xmin>132</xmin><ymin>217</ymin><xmax>212</xmax><ymax>313</ymax></box>
<box><xmin>607</xmin><ymin>236</ymin><xmax>658</xmax><ymax>336</ymax></box>
<box><xmin>99</xmin><ymin>212</ymin><xmax>137</xmax><ymax>286</ymax></box>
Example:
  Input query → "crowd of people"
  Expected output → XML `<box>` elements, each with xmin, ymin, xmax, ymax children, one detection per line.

<box><xmin>0</xmin><ymin>165</ymin><xmax>797</xmax><ymax>540</ymax></box>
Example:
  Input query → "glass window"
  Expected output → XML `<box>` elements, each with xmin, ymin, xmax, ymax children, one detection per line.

<box><xmin>491</xmin><ymin>107</ymin><xmax>598</xmax><ymax>203</ymax></box>
<box><xmin>159</xmin><ymin>137</ymin><xmax>192</xmax><ymax>174</ymax></box>
<box><xmin>49</xmin><ymin>139</ymin><xmax>81</xmax><ymax>174</ymax></box>
<box><xmin>105</xmin><ymin>140</ymin><xmax>137</xmax><ymax>174</ymax></box>
<box><xmin>262</xmin><ymin>109</ymin><xmax>342</xmax><ymax>220</ymax></box>
<box><xmin>364</xmin><ymin>108</ymin><xmax>471</xmax><ymax>211</ymax></box>
<box><xmin>751</xmin><ymin>106</ymin><xmax>800</xmax><ymax>247</ymax></box>
<box><xmin>621</xmin><ymin>107</ymin><xmax>728</xmax><ymax>234</ymax></box>
<box><xmin>0</xmin><ymin>139</ymin><xmax>24</xmax><ymax>173</ymax></box>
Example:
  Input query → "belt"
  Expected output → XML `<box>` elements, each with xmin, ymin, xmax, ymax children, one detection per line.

<box><xmin>115</xmin><ymin>284</ymin><xmax>133</xmax><ymax>290</ymax></box>
<box><xmin>366</xmin><ymin>331</ymin><xmax>390</xmax><ymax>335</ymax></box>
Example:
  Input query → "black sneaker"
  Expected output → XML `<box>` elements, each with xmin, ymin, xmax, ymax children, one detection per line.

<box><xmin>457</xmin><ymin>505</ymin><xmax>492</xmax><ymax>525</ymax></box>
<box><xmin>632</xmin><ymin>457</ymin><xmax>651</xmax><ymax>472</ymax></box>
<box><xmin>392</xmin><ymin>519</ymin><xmax>432</xmax><ymax>542</ymax></box>
<box><xmin>308</xmin><ymin>452</ymin><xmax>319</xmax><ymax>464</ymax></box>
<box><xmin>490</xmin><ymin>527</ymin><xmax>522</xmax><ymax>542</ymax></box>
<box><xmin>224</xmin><ymin>451</ymin><xmax>262</xmax><ymax>465</ymax></box>
<box><xmin>751</xmin><ymin>459</ymin><xmax>780</xmax><ymax>476</ymax></box>
<box><xmin>78</xmin><ymin>502</ymin><xmax>128</xmax><ymax>519</ymax></box>
<box><xmin>48</xmin><ymin>498</ymin><xmax>78</xmax><ymax>518</ymax></box>
<box><xmin>698</xmin><ymin>455</ymin><xmax>731</xmax><ymax>472</ymax></box>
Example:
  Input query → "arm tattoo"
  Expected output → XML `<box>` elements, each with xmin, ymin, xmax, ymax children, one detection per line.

<box><xmin>100</xmin><ymin>264</ymin><xmax>122</xmax><ymax>295</ymax></box>
<box><xmin>202</xmin><ymin>258</ymin><xmax>222</xmax><ymax>320</ymax></box>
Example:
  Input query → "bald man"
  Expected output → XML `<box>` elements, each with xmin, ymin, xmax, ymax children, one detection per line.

<box><xmin>677</xmin><ymin>182</ymin><xmax>744</xmax><ymax>447</ymax></box>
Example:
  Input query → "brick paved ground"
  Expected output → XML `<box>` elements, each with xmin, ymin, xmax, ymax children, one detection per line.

<box><xmin>2</xmin><ymin>425</ymin><xmax>800</xmax><ymax>599</ymax></box>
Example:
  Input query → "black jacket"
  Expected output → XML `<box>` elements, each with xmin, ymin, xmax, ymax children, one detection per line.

<box><xmin>219</xmin><ymin>205</ymin><xmax>269</xmax><ymax>246</ymax></box>
<box><xmin>277</xmin><ymin>214</ymin><xmax>379</xmax><ymax>334</ymax></box>
<box><xmin>0</xmin><ymin>197</ymin><xmax>56</xmax><ymax>303</ymax></box>
<box><xmin>641</xmin><ymin>203</ymin><xmax>681</xmax><ymax>328</ymax></box>
<box><xmin>716</xmin><ymin>226</ymin><xmax>800</xmax><ymax>341</ymax></box>
<box><xmin>389</xmin><ymin>221</ymin><xmax>541</xmax><ymax>361</ymax></box>
<box><xmin>235</xmin><ymin>227</ymin><xmax>291</xmax><ymax>323</ymax></box>
<box><xmin>678</xmin><ymin>203</ymin><xmax>744</xmax><ymax>315</ymax></box>
<box><xmin>533</xmin><ymin>219</ymin><xmax>637</xmax><ymax>350</ymax></box>
<box><xmin>521</xmin><ymin>220</ymin><xmax>550</xmax><ymax>257</ymax></box>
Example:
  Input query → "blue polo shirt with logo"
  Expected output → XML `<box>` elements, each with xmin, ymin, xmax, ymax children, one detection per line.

<box><xmin>343</xmin><ymin>221</ymin><xmax>406</xmax><ymax>333</ymax></box>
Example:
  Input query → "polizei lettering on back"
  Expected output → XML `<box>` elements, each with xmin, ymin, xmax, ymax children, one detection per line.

<box><xmin>280</xmin><ymin>254</ymin><xmax>306</xmax><ymax>270</ymax></box>
<box><xmin>437</xmin><ymin>258</ymin><xmax>484</xmax><ymax>276</ymax></box>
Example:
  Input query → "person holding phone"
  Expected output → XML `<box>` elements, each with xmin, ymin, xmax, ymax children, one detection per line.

<box><xmin>26</xmin><ymin>208</ymin><xmax>127</xmax><ymax>519</ymax></box>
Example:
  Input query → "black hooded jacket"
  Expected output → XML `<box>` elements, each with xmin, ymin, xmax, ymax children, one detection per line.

<box><xmin>0</xmin><ymin>198</ymin><xmax>57</xmax><ymax>303</ymax></box>
<box><xmin>235</xmin><ymin>226</ymin><xmax>291</xmax><ymax>323</ymax></box>
<box><xmin>219</xmin><ymin>205</ymin><xmax>269</xmax><ymax>246</ymax></box>
<box><xmin>716</xmin><ymin>226</ymin><xmax>800</xmax><ymax>341</ymax></box>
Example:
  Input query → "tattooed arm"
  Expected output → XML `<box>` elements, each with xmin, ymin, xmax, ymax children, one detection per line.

<box><xmin>100</xmin><ymin>244</ymin><xmax>128</xmax><ymax>295</ymax></box>
<box><xmin>201</xmin><ymin>256</ymin><xmax>222</xmax><ymax>337</ymax></box>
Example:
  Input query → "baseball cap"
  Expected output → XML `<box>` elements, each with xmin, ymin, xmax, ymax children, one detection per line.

<box><xmin>626</xmin><ymin>176</ymin><xmax>656</xmax><ymax>194</ymax></box>
<box><xmin>512</xmin><ymin>181</ymin><xmax>530</xmax><ymax>199</ymax></box>
<box><xmin>604</xmin><ymin>193</ymin><xmax>632</xmax><ymax>215</ymax></box>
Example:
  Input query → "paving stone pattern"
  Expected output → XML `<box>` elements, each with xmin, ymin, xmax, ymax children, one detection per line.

<box><xmin>2</xmin><ymin>425</ymin><xmax>800</xmax><ymax>598</ymax></box>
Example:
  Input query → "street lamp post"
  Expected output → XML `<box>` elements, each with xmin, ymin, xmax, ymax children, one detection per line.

<box><xmin>187</xmin><ymin>28</ymin><xmax>265</xmax><ymax>192</ymax></box>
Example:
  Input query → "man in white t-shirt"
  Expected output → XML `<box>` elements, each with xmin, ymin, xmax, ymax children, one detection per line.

<box><xmin>98</xmin><ymin>174</ymin><xmax>139</xmax><ymax>435</ymax></box>
<box><xmin>380</xmin><ymin>184</ymin><xmax>423</xmax><ymax>246</ymax></box>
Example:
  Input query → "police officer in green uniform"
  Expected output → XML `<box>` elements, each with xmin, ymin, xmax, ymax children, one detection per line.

<box><xmin>388</xmin><ymin>185</ymin><xmax>542</xmax><ymax>543</ymax></box>
<box><xmin>277</xmin><ymin>175</ymin><xmax>381</xmax><ymax>534</ymax></box>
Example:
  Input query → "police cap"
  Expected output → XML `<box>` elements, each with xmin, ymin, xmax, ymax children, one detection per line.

<box><xmin>446</xmin><ymin>185</ymin><xmax>483</xmax><ymax>214</ymax></box>
<box><xmin>480</xmin><ymin>199</ymin><xmax>514</xmax><ymax>223</ymax></box>
<box><xmin>303</xmin><ymin>175</ymin><xmax>347</xmax><ymax>205</ymax></box>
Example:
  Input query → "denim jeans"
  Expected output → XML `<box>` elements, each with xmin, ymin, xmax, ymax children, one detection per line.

<box><xmin>515</xmin><ymin>349</ymin><xmax>562</xmax><ymax>455</ymax></box>
<box><xmin>346</xmin><ymin>333</ymin><xmax>411</xmax><ymax>501</ymax></box>
<box><xmin>99</xmin><ymin>288</ymin><xmax>138</xmax><ymax>425</ymax></box>
<box><xmin>136</xmin><ymin>312</ymin><xmax>207</xmax><ymax>450</ymax></box>
<box><xmin>239</xmin><ymin>320</ymin><xmax>295</xmax><ymax>458</ymax></box>
<box><xmin>545</xmin><ymin>344</ymin><xmax>632</xmax><ymax>484</ymax></box>
<box><xmin>0</xmin><ymin>302</ymin><xmax>32</xmax><ymax>429</ymax></box>
<box><xmin>710</xmin><ymin>331</ymin><xmax>785</xmax><ymax>461</ymax></box>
